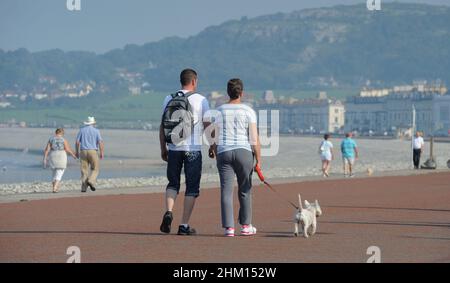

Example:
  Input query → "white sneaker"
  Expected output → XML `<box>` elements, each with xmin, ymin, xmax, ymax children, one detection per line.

<box><xmin>241</xmin><ymin>224</ymin><xmax>257</xmax><ymax>236</ymax></box>
<box><xmin>225</xmin><ymin>227</ymin><xmax>235</xmax><ymax>237</ymax></box>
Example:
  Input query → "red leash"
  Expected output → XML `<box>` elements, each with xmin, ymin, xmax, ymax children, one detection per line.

<box><xmin>255</xmin><ymin>164</ymin><xmax>299</xmax><ymax>209</ymax></box>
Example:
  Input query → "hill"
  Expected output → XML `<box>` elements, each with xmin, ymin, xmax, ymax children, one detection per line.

<box><xmin>1</xmin><ymin>3</ymin><xmax>450</xmax><ymax>92</ymax></box>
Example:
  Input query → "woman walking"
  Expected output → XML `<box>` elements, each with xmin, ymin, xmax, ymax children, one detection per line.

<box><xmin>209</xmin><ymin>78</ymin><xmax>261</xmax><ymax>237</ymax></box>
<box><xmin>318</xmin><ymin>134</ymin><xmax>333</xmax><ymax>177</ymax></box>
<box><xmin>43</xmin><ymin>128</ymin><xmax>77</xmax><ymax>193</ymax></box>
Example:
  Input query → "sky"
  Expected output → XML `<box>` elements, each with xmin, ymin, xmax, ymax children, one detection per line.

<box><xmin>0</xmin><ymin>0</ymin><xmax>449</xmax><ymax>54</ymax></box>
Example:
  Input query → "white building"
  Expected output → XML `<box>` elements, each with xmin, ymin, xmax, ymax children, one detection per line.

<box><xmin>345</xmin><ymin>90</ymin><xmax>450</xmax><ymax>136</ymax></box>
<box><xmin>34</xmin><ymin>94</ymin><xmax>48</xmax><ymax>100</ymax></box>
<box><xmin>257</xmin><ymin>92</ymin><xmax>345</xmax><ymax>134</ymax></box>
<box><xmin>432</xmin><ymin>95</ymin><xmax>450</xmax><ymax>134</ymax></box>
<box><xmin>263</xmin><ymin>90</ymin><xmax>276</xmax><ymax>104</ymax></box>
<box><xmin>0</xmin><ymin>102</ymin><xmax>11</xmax><ymax>108</ymax></box>
<box><xmin>129</xmin><ymin>86</ymin><xmax>141</xmax><ymax>96</ymax></box>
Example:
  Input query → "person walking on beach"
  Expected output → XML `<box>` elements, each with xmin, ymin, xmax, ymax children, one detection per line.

<box><xmin>318</xmin><ymin>134</ymin><xmax>333</xmax><ymax>177</ymax></box>
<box><xmin>159</xmin><ymin>68</ymin><xmax>210</xmax><ymax>236</ymax></box>
<box><xmin>75</xmin><ymin>117</ymin><xmax>104</xmax><ymax>193</ymax></box>
<box><xmin>43</xmin><ymin>128</ymin><xmax>77</xmax><ymax>193</ymax></box>
<box><xmin>208</xmin><ymin>78</ymin><xmax>261</xmax><ymax>237</ymax></box>
<box><xmin>413</xmin><ymin>131</ymin><xmax>425</xmax><ymax>169</ymax></box>
<box><xmin>341</xmin><ymin>132</ymin><xmax>358</xmax><ymax>178</ymax></box>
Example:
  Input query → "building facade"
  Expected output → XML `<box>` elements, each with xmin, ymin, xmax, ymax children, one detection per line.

<box><xmin>257</xmin><ymin>94</ymin><xmax>345</xmax><ymax>134</ymax></box>
<box><xmin>433</xmin><ymin>95</ymin><xmax>450</xmax><ymax>135</ymax></box>
<box><xmin>345</xmin><ymin>91</ymin><xmax>450</xmax><ymax>136</ymax></box>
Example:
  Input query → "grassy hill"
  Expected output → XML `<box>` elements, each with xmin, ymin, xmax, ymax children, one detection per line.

<box><xmin>1</xmin><ymin>3</ymin><xmax>449</xmax><ymax>127</ymax></box>
<box><xmin>104</xmin><ymin>2</ymin><xmax>450</xmax><ymax>90</ymax></box>
<box><xmin>1</xmin><ymin>3</ymin><xmax>449</xmax><ymax>92</ymax></box>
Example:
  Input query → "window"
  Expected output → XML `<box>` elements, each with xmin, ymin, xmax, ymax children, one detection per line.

<box><xmin>440</xmin><ymin>106</ymin><xmax>450</xmax><ymax>121</ymax></box>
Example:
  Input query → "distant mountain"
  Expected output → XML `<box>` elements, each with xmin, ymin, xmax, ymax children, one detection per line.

<box><xmin>1</xmin><ymin>3</ymin><xmax>450</xmax><ymax>92</ymax></box>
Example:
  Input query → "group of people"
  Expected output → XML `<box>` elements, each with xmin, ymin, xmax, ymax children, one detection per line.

<box><xmin>317</xmin><ymin>130</ymin><xmax>426</xmax><ymax>178</ymax></box>
<box><xmin>318</xmin><ymin>132</ymin><xmax>358</xmax><ymax>178</ymax></box>
<box><xmin>43</xmin><ymin>117</ymin><xmax>104</xmax><ymax>193</ymax></box>
<box><xmin>42</xmin><ymin>68</ymin><xmax>427</xmax><ymax>237</ymax></box>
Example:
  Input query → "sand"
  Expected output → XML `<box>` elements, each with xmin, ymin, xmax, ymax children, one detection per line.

<box><xmin>2</xmin><ymin>127</ymin><xmax>450</xmax><ymax>193</ymax></box>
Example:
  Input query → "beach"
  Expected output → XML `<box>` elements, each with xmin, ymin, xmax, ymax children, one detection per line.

<box><xmin>1</xmin><ymin>127</ymin><xmax>450</xmax><ymax>195</ymax></box>
<box><xmin>0</xmin><ymin>172</ymin><xmax>449</xmax><ymax>263</ymax></box>
<box><xmin>1</xmin><ymin>128</ymin><xmax>449</xmax><ymax>262</ymax></box>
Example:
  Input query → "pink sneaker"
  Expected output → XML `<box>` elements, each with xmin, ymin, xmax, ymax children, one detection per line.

<box><xmin>225</xmin><ymin>227</ymin><xmax>235</xmax><ymax>237</ymax></box>
<box><xmin>240</xmin><ymin>224</ymin><xmax>257</xmax><ymax>236</ymax></box>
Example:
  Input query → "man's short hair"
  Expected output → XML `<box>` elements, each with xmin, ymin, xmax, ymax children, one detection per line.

<box><xmin>55</xmin><ymin>128</ymin><xmax>64</xmax><ymax>135</ymax></box>
<box><xmin>227</xmin><ymin>78</ymin><xmax>243</xmax><ymax>100</ymax></box>
<box><xmin>324</xmin><ymin>134</ymin><xmax>330</xmax><ymax>140</ymax></box>
<box><xmin>180</xmin><ymin>69</ymin><xmax>197</xmax><ymax>86</ymax></box>
<box><xmin>345</xmin><ymin>132</ymin><xmax>352</xmax><ymax>138</ymax></box>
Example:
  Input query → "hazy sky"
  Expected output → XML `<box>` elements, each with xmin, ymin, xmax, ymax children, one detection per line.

<box><xmin>1</xmin><ymin>0</ymin><xmax>449</xmax><ymax>54</ymax></box>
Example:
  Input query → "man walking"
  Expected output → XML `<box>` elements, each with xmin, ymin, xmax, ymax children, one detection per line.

<box><xmin>341</xmin><ymin>132</ymin><xmax>358</xmax><ymax>178</ymax></box>
<box><xmin>159</xmin><ymin>68</ymin><xmax>210</xmax><ymax>235</ymax></box>
<box><xmin>75</xmin><ymin>116</ymin><xmax>104</xmax><ymax>192</ymax></box>
<box><xmin>413</xmin><ymin>131</ymin><xmax>424</xmax><ymax>169</ymax></box>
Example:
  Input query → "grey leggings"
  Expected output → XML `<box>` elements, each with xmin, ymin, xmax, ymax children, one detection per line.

<box><xmin>216</xmin><ymin>149</ymin><xmax>254</xmax><ymax>228</ymax></box>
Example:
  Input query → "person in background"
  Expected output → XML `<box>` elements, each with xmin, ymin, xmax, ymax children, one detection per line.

<box><xmin>318</xmin><ymin>134</ymin><xmax>334</xmax><ymax>177</ymax></box>
<box><xmin>413</xmin><ymin>131</ymin><xmax>425</xmax><ymax>169</ymax></box>
<box><xmin>209</xmin><ymin>78</ymin><xmax>261</xmax><ymax>237</ymax></box>
<box><xmin>75</xmin><ymin>117</ymin><xmax>104</xmax><ymax>193</ymax></box>
<box><xmin>341</xmin><ymin>132</ymin><xmax>358</xmax><ymax>178</ymax></box>
<box><xmin>43</xmin><ymin>128</ymin><xmax>77</xmax><ymax>193</ymax></box>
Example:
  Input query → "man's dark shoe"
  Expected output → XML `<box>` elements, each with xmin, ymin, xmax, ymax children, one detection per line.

<box><xmin>81</xmin><ymin>182</ymin><xmax>87</xmax><ymax>193</ymax></box>
<box><xmin>86</xmin><ymin>181</ymin><xmax>96</xmax><ymax>191</ymax></box>
<box><xmin>160</xmin><ymin>211</ymin><xmax>173</xmax><ymax>234</ymax></box>
<box><xmin>177</xmin><ymin>225</ymin><xmax>197</xmax><ymax>236</ymax></box>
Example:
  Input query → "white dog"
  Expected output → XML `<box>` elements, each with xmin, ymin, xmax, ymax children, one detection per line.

<box><xmin>294</xmin><ymin>194</ymin><xmax>322</xmax><ymax>238</ymax></box>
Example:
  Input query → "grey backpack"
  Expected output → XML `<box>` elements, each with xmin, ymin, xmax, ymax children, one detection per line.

<box><xmin>161</xmin><ymin>91</ymin><xmax>194</xmax><ymax>144</ymax></box>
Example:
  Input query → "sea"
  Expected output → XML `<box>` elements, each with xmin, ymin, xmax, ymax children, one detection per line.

<box><xmin>1</xmin><ymin>128</ymin><xmax>449</xmax><ymax>185</ymax></box>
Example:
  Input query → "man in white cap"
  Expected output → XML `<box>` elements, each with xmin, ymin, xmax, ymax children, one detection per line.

<box><xmin>75</xmin><ymin>116</ymin><xmax>104</xmax><ymax>192</ymax></box>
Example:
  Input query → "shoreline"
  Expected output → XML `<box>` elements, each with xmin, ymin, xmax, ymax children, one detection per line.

<box><xmin>2</xmin><ymin>126</ymin><xmax>450</xmax><ymax>143</ymax></box>
<box><xmin>2</xmin><ymin>127</ymin><xmax>450</xmax><ymax>201</ymax></box>
<box><xmin>1</xmin><ymin>168</ymin><xmax>447</xmax><ymax>204</ymax></box>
